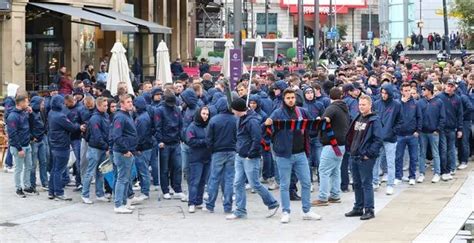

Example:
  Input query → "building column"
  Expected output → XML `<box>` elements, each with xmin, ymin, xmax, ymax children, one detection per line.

<box><xmin>179</xmin><ymin>0</ymin><xmax>189</xmax><ymax>62</ymax></box>
<box><xmin>63</xmin><ymin>15</ymin><xmax>81</xmax><ymax>79</ymax></box>
<box><xmin>0</xmin><ymin>0</ymin><xmax>27</xmax><ymax>95</ymax></box>
<box><xmin>141</xmin><ymin>0</ymin><xmax>155</xmax><ymax>79</ymax></box>
<box><xmin>169</xmin><ymin>0</ymin><xmax>180</xmax><ymax>60</ymax></box>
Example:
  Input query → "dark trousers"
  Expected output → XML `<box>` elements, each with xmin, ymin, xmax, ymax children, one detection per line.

<box><xmin>351</xmin><ymin>156</ymin><xmax>376</xmax><ymax>210</ymax></box>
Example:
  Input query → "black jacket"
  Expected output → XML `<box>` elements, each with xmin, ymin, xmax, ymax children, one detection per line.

<box><xmin>321</xmin><ymin>100</ymin><xmax>350</xmax><ymax>146</ymax></box>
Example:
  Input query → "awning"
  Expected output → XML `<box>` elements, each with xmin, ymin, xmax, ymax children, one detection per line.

<box><xmin>28</xmin><ymin>3</ymin><xmax>138</xmax><ymax>33</ymax></box>
<box><xmin>84</xmin><ymin>7</ymin><xmax>172</xmax><ymax>34</ymax></box>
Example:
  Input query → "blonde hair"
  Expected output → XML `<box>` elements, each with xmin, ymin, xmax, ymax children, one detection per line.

<box><xmin>359</xmin><ymin>94</ymin><xmax>372</xmax><ymax>106</ymax></box>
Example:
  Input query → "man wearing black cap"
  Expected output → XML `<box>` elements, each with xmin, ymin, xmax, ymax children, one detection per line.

<box><xmin>226</xmin><ymin>98</ymin><xmax>279</xmax><ymax>220</ymax></box>
<box><xmin>438</xmin><ymin>80</ymin><xmax>463</xmax><ymax>181</ymax></box>
<box><xmin>154</xmin><ymin>91</ymin><xmax>185</xmax><ymax>200</ymax></box>
<box><xmin>418</xmin><ymin>82</ymin><xmax>445</xmax><ymax>183</ymax></box>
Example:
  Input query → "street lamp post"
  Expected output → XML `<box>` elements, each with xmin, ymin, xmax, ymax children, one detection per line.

<box><xmin>442</xmin><ymin>0</ymin><xmax>450</xmax><ymax>55</ymax></box>
<box><xmin>234</xmin><ymin>0</ymin><xmax>242</xmax><ymax>48</ymax></box>
<box><xmin>314</xmin><ymin>0</ymin><xmax>320</xmax><ymax>67</ymax></box>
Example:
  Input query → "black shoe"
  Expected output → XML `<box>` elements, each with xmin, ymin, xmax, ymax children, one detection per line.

<box><xmin>73</xmin><ymin>185</ymin><xmax>83</xmax><ymax>192</ymax></box>
<box><xmin>16</xmin><ymin>189</ymin><xmax>26</xmax><ymax>198</ymax></box>
<box><xmin>290</xmin><ymin>193</ymin><xmax>301</xmax><ymax>201</ymax></box>
<box><xmin>24</xmin><ymin>187</ymin><xmax>39</xmax><ymax>195</ymax></box>
<box><xmin>48</xmin><ymin>194</ymin><xmax>55</xmax><ymax>200</ymax></box>
<box><xmin>345</xmin><ymin>209</ymin><xmax>364</xmax><ymax>217</ymax></box>
<box><xmin>360</xmin><ymin>209</ymin><xmax>375</xmax><ymax>220</ymax></box>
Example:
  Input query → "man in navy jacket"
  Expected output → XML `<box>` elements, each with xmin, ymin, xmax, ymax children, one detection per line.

<box><xmin>438</xmin><ymin>80</ymin><xmax>463</xmax><ymax>181</ymax></box>
<box><xmin>205</xmin><ymin>97</ymin><xmax>237</xmax><ymax>213</ymax></box>
<box><xmin>154</xmin><ymin>92</ymin><xmax>185</xmax><ymax>201</ymax></box>
<box><xmin>29</xmin><ymin>96</ymin><xmax>48</xmax><ymax>190</ymax></box>
<box><xmin>7</xmin><ymin>94</ymin><xmax>34</xmax><ymax>197</ymax></box>
<box><xmin>394</xmin><ymin>83</ymin><xmax>422</xmax><ymax>185</ymax></box>
<box><xmin>418</xmin><ymin>82</ymin><xmax>445</xmax><ymax>183</ymax></box>
<box><xmin>81</xmin><ymin>97</ymin><xmax>110</xmax><ymax>204</ymax></box>
<box><xmin>345</xmin><ymin>95</ymin><xmax>383</xmax><ymax>220</ymax></box>
<box><xmin>226</xmin><ymin>98</ymin><xmax>279</xmax><ymax>220</ymax></box>
<box><xmin>265</xmin><ymin>88</ymin><xmax>322</xmax><ymax>223</ymax></box>
<box><xmin>48</xmin><ymin>95</ymin><xmax>85</xmax><ymax>200</ymax></box>
<box><xmin>372</xmin><ymin>83</ymin><xmax>403</xmax><ymax>195</ymax></box>
<box><xmin>111</xmin><ymin>94</ymin><xmax>138</xmax><ymax>213</ymax></box>
<box><xmin>65</xmin><ymin>95</ymin><xmax>83</xmax><ymax>190</ymax></box>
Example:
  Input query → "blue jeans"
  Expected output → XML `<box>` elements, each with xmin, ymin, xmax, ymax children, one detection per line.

<box><xmin>113</xmin><ymin>152</ymin><xmax>133</xmax><ymax>208</ymax></box>
<box><xmin>309</xmin><ymin>137</ymin><xmax>323</xmax><ymax>182</ymax></box>
<box><xmin>318</xmin><ymin>145</ymin><xmax>345</xmax><ymax>201</ymax></box>
<box><xmin>233</xmin><ymin>156</ymin><xmax>279</xmax><ymax>217</ymax></box>
<box><xmin>159</xmin><ymin>144</ymin><xmax>182</xmax><ymax>194</ymax></box>
<box><xmin>71</xmin><ymin>139</ymin><xmax>82</xmax><ymax>186</ymax></box>
<box><xmin>261</xmin><ymin>150</ymin><xmax>274</xmax><ymax>180</ymax></box>
<box><xmin>205</xmin><ymin>151</ymin><xmax>235</xmax><ymax>213</ymax></box>
<box><xmin>82</xmin><ymin>147</ymin><xmax>106</xmax><ymax>198</ymax></box>
<box><xmin>419</xmin><ymin>132</ymin><xmax>441</xmax><ymax>175</ymax></box>
<box><xmin>373</xmin><ymin>142</ymin><xmax>397</xmax><ymax>186</ymax></box>
<box><xmin>134</xmin><ymin>149</ymin><xmax>152</xmax><ymax>196</ymax></box>
<box><xmin>150</xmin><ymin>147</ymin><xmax>160</xmax><ymax>186</ymax></box>
<box><xmin>10</xmin><ymin>145</ymin><xmax>33</xmax><ymax>190</ymax></box>
<box><xmin>187</xmin><ymin>160</ymin><xmax>210</xmax><ymax>206</ymax></box>
<box><xmin>395</xmin><ymin>135</ymin><xmax>418</xmax><ymax>179</ymax></box>
<box><xmin>181</xmin><ymin>143</ymin><xmax>190</xmax><ymax>177</ymax></box>
<box><xmin>459</xmin><ymin>121</ymin><xmax>471</xmax><ymax>164</ymax></box>
<box><xmin>340</xmin><ymin>152</ymin><xmax>351</xmax><ymax>191</ymax></box>
<box><xmin>49</xmin><ymin>148</ymin><xmax>70</xmax><ymax>196</ymax></box>
<box><xmin>440</xmin><ymin>130</ymin><xmax>456</xmax><ymax>174</ymax></box>
<box><xmin>275</xmin><ymin>152</ymin><xmax>312</xmax><ymax>214</ymax></box>
<box><xmin>31</xmin><ymin>137</ymin><xmax>48</xmax><ymax>187</ymax></box>
<box><xmin>351</xmin><ymin>156</ymin><xmax>376</xmax><ymax>210</ymax></box>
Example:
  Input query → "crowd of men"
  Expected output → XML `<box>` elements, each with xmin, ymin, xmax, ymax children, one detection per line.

<box><xmin>3</xmin><ymin>52</ymin><xmax>474</xmax><ymax>223</ymax></box>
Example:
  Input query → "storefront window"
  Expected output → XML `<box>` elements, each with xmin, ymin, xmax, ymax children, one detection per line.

<box><xmin>256</xmin><ymin>13</ymin><xmax>278</xmax><ymax>35</ymax></box>
<box><xmin>80</xmin><ymin>25</ymin><xmax>97</xmax><ymax>70</ymax></box>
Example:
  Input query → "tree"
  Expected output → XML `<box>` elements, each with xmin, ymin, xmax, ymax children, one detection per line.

<box><xmin>287</xmin><ymin>48</ymin><xmax>297</xmax><ymax>59</ymax></box>
<box><xmin>451</xmin><ymin>0</ymin><xmax>474</xmax><ymax>49</ymax></box>
<box><xmin>336</xmin><ymin>24</ymin><xmax>348</xmax><ymax>42</ymax></box>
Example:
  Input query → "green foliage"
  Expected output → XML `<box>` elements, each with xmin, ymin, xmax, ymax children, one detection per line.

<box><xmin>207</xmin><ymin>51</ymin><xmax>224</xmax><ymax>58</ymax></box>
<box><xmin>451</xmin><ymin>0</ymin><xmax>474</xmax><ymax>49</ymax></box>
<box><xmin>336</xmin><ymin>24</ymin><xmax>348</xmax><ymax>41</ymax></box>
<box><xmin>194</xmin><ymin>47</ymin><xmax>202</xmax><ymax>58</ymax></box>
<box><xmin>287</xmin><ymin>48</ymin><xmax>296</xmax><ymax>59</ymax></box>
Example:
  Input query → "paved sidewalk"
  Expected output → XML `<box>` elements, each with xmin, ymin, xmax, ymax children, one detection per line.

<box><xmin>0</xmin><ymin>163</ymin><xmax>472</xmax><ymax>242</ymax></box>
<box><xmin>342</xmin><ymin>167</ymin><xmax>473</xmax><ymax>243</ymax></box>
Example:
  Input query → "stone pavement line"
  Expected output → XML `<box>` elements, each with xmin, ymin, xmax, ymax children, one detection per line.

<box><xmin>413</xmin><ymin>170</ymin><xmax>474</xmax><ymax>243</ymax></box>
<box><xmin>341</xmin><ymin>167</ymin><xmax>472</xmax><ymax>243</ymax></box>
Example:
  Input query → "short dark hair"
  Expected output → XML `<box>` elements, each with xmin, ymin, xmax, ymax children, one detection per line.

<box><xmin>283</xmin><ymin>88</ymin><xmax>296</xmax><ymax>97</ymax></box>
<box><xmin>329</xmin><ymin>87</ymin><xmax>343</xmax><ymax>100</ymax></box>
<box><xmin>401</xmin><ymin>82</ymin><xmax>411</xmax><ymax>89</ymax></box>
<box><xmin>15</xmin><ymin>94</ymin><xmax>28</xmax><ymax>104</ymax></box>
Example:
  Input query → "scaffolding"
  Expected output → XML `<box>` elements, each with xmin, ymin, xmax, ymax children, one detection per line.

<box><xmin>195</xmin><ymin>0</ymin><xmax>224</xmax><ymax>38</ymax></box>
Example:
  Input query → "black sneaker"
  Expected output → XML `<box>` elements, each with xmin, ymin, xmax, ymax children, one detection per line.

<box><xmin>360</xmin><ymin>209</ymin><xmax>375</xmax><ymax>220</ymax></box>
<box><xmin>345</xmin><ymin>209</ymin><xmax>364</xmax><ymax>217</ymax></box>
<box><xmin>290</xmin><ymin>193</ymin><xmax>301</xmax><ymax>201</ymax></box>
<box><xmin>73</xmin><ymin>185</ymin><xmax>83</xmax><ymax>192</ymax></box>
<box><xmin>16</xmin><ymin>189</ymin><xmax>26</xmax><ymax>198</ymax></box>
<box><xmin>48</xmin><ymin>194</ymin><xmax>55</xmax><ymax>200</ymax></box>
<box><xmin>24</xmin><ymin>187</ymin><xmax>39</xmax><ymax>195</ymax></box>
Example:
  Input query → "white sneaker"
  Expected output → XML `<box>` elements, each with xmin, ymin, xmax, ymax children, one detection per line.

<box><xmin>310</xmin><ymin>184</ymin><xmax>314</xmax><ymax>192</ymax></box>
<box><xmin>153</xmin><ymin>185</ymin><xmax>160</xmax><ymax>191</ymax></box>
<box><xmin>402</xmin><ymin>176</ymin><xmax>410</xmax><ymax>182</ymax></box>
<box><xmin>226</xmin><ymin>213</ymin><xmax>242</xmax><ymax>220</ymax></box>
<box><xmin>202</xmin><ymin>207</ymin><xmax>214</xmax><ymax>213</ymax></box>
<box><xmin>245</xmin><ymin>184</ymin><xmax>251</xmax><ymax>190</ymax></box>
<box><xmin>114</xmin><ymin>206</ymin><xmax>133</xmax><ymax>214</ymax></box>
<box><xmin>281</xmin><ymin>212</ymin><xmax>290</xmax><ymax>223</ymax></box>
<box><xmin>458</xmin><ymin>163</ymin><xmax>468</xmax><ymax>170</ymax></box>
<box><xmin>104</xmin><ymin>193</ymin><xmax>112</xmax><ymax>199</ymax></box>
<box><xmin>174</xmin><ymin>192</ymin><xmax>187</xmax><ymax>202</ymax></box>
<box><xmin>268</xmin><ymin>181</ymin><xmax>279</xmax><ymax>190</ymax></box>
<box><xmin>394</xmin><ymin>179</ymin><xmax>401</xmax><ymax>185</ymax></box>
<box><xmin>6</xmin><ymin>167</ymin><xmax>14</xmax><ymax>173</ymax></box>
<box><xmin>81</xmin><ymin>196</ymin><xmax>93</xmax><ymax>204</ymax></box>
<box><xmin>447</xmin><ymin>174</ymin><xmax>453</xmax><ymax>180</ymax></box>
<box><xmin>417</xmin><ymin>174</ymin><xmax>425</xmax><ymax>183</ymax></box>
<box><xmin>409</xmin><ymin>179</ymin><xmax>416</xmax><ymax>185</ymax></box>
<box><xmin>403</xmin><ymin>165</ymin><xmax>409</xmax><ymax>171</ymax></box>
<box><xmin>302</xmin><ymin>211</ymin><xmax>322</xmax><ymax>220</ymax></box>
<box><xmin>267</xmin><ymin>205</ymin><xmax>279</xmax><ymax>218</ymax></box>
<box><xmin>432</xmin><ymin>174</ymin><xmax>440</xmax><ymax>183</ymax></box>
<box><xmin>381</xmin><ymin>174</ymin><xmax>388</xmax><ymax>182</ymax></box>
<box><xmin>450</xmin><ymin>170</ymin><xmax>456</xmax><ymax>175</ymax></box>
<box><xmin>203</xmin><ymin>192</ymin><xmax>209</xmax><ymax>201</ymax></box>
<box><xmin>132</xmin><ymin>185</ymin><xmax>141</xmax><ymax>191</ymax></box>
<box><xmin>441</xmin><ymin>174</ymin><xmax>450</xmax><ymax>181</ymax></box>
<box><xmin>386</xmin><ymin>186</ymin><xmax>394</xmax><ymax>195</ymax></box>
<box><xmin>169</xmin><ymin>188</ymin><xmax>175</xmax><ymax>195</ymax></box>
<box><xmin>130</xmin><ymin>196</ymin><xmax>145</xmax><ymax>205</ymax></box>
<box><xmin>373</xmin><ymin>183</ymin><xmax>380</xmax><ymax>190</ymax></box>
<box><xmin>188</xmin><ymin>205</ymin><xmax>196</xmax><ymax>213</ymax></box>
<box><xmin>96</xmin><ymin>196</ymin><xmax>110</xmax><ymax>202</ymax></box>
<box><xmin>195</xmin><ymin>204</ymin><xmax>204</xmax><ymax>209</ymax></box>
<box><xmin>163</xmin><ymin>193</ymin><xmax>172</xmax><ymax>200</ymax></box>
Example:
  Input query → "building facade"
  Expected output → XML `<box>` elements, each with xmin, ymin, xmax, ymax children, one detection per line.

<box><xmin>0</xmin><ymin>0</ymin><xmax>191</xmax><ymax>95</ymax></box>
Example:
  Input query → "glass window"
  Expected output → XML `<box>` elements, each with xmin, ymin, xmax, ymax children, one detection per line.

<box><xmin>256</xmin><ymin>13</ymin><xmax>277</xmax><ymax>35</ymax></box>
<box><xmin>79</xmin><ymin>25</ymin><xmax>97</xmax><ymax>69</ymax></box>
